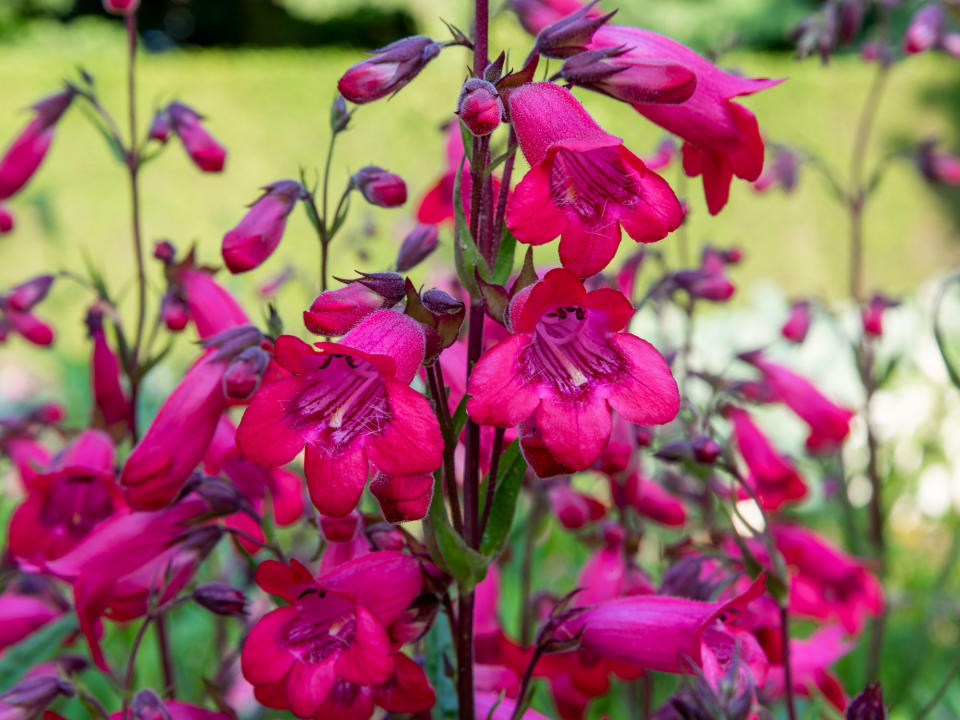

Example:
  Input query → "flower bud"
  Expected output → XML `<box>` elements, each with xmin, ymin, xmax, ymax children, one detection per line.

<box><xmin>330</xmin><ymin>94</ymin><xmax>351</xmax><ymax>133</ymax></box>
<box><xmin>131</xmin><ymin>690</ymin><xmax>171</xmax><ymax>720</ymax></box>
<box><xmin>370</xmin><ymin>472</ymin><xmax>434</xmax><ymax>523</ymax></box>
<box><xmin>368</xmin><ymin>522</ymin><xmax>406</xmax><ymax>551</ymax></box>
<box><xmin>547</xmin><ymin>483</ymin><xmax>605</xmax><ymax>530</ymax></box>
<box><xmin>420</xmin><ymin>288</ymin><xmax>465</xmax><ymax>350</ymax></box>
<box><xmin>917</xmin><ymin>140</ymin><xmax>960</xmax><ymax>186</ymax></box>
<box><xmin>396</xmin><ymin>224</ymin><xmax>439</xmax><ymax>272</ymax></box>
<box><xmin>754</xmin><ymin>147</ymin><xmax>799</xmax><ymax>193</ymax></box>
<box><xmin>182</xmin><ymin>474</ymin><xmax>256</xmax><ymax>519</ymax></box>
<box><xmin>0</xmin><ymin>204</ymin><xmax>13</xmax><ymax>234</ymax></box>
<box><xmin>837</xmin><ymin>0</ymin><xmax>864</xmax><ymax>44</ymax></box>
<box><xmin>153</xmin><ymin>239</ymin><xmax>176</xmax><ymax>263</ymax></box>
<box><xmin>203</xmin><ymin>324</ymin><xmax>264</xmax><ymax>360</ymax></box>
<box><xmin>457</xmin><ymin>79</ymin><xmax>503</xmax><ymax>137</ymax></box>
<box><xmin>534</xmin><ymin>0</ymin><xmax>616</xmax><ymax>58</ymax></box>
<box><xmin>903</xmin><ymin>4</ymin><xmax>943</xmax><ymax>54</ymax></box>
<box><xmin>635</xmin><ymin>426</ymin><xmax>654</xmax><ymax>447</ymax></box>
<box><xmin>148</xmin><ymin>110</ymin><xmax>170</xmax><ymax>143</ymax></box>
<box><xmin>557</xmin><ymin>48</ymin><xmax>696</xmax><ymax>105</ymax></box>
<box><xmin>160</xmin><ymin>292</ymin><xmax>189</xmax><ymax>332</ymax></box>
<box><xmin>353</xmin><ymin>166</ymin><xmax>407</xmax><ymax>207</ymax></box>
<box><xmin>861</xmin><ymin>294</ymin><xmax>897</xmax><ymax>338</ymax></box>
<box><xmin>102</xmin><ymin>0</ymin><xmax>140</xmax><ymax>15</ymax></box>
<box><xmin>691</xmin><ymin>435</ymin><xmax>721</xmax><ymax>464</ymax></box>
<box><xmin>222</xmin><ymin>180</ymin><xmax>306</xmax><ymax>273</ymax></box>
<box><xmin>193</xmin><ymin>583</ymin><xmax>248</xmax><ymax>616</ymax></box>
<box><xmin>337</xmin><ymin>36</ymin><xmax>442</xmax><ymax>104</ymax></box>
<box><xmin>672</xmin><ymin>269</ymin><xmax>735</xmax><ymax>302</ymax></box>
<box><xmin>0</xmin><ymin>675</ymin><xmax>74</xmax><ymax>719</ymax></box>
<box><xmin>846</xmin><ymin>683</ymin><xmax>886</xmax><ymax>720</ymax></box>
<box><xmin>5</xmin><ymin>275</ymin><xmax>54</xmax><ymax>312</ymax></box>
<box><xmin>222</xmin><ymin>346</ymin><xmax>270</xmax><ymax>401</ymax></box>
<box><xmin>304</xmin><ymin>272</ymin><xmax>405</xmax><ymax>336</ymax></box>
<box><xmin>780</xmin><ymin>300</ymin><xmax>812</xmax><ymax>344</ymax></box>
<box><xmin>31</xmin><ymin>403</ymin><xmax>64</xmax><ymax>425</ymax></box>
<box><xmin>165</xmin><ymin>102</ymin><xmax>226</xmax><ymax>173</ymax></box>
<box><xmin>642</xmin><ymin>137</ymin><xmax>677</xmax><ymax>171</ymax></box>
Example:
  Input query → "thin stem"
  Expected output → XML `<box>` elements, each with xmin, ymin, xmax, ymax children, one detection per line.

<box><xmin>915</xmin><ymin>652</ymin><xmax>960</xmax><ymax>720</ymax></box>
<box><xmin>473</xmin><ymin>0</ymin><xmax>488</xmax><ymax>76</ymax></box>
<box><xmin>456</xmin><ymin>591</ymin><xmax>475</xmax><ymax>720</ymax></box>
<box><xmin>779</xmin><ymin>605</ymin><xmax>798</xmax><ymax>720</ymax></box>
<box><xmin>508</xmin><ymin>647</ymin><xmax>544</xmax><ymax>720</ymax></box>
<box><xmin>478</xmin><ymin>427</ymin><xmax>505</xmax><ymax>537</ymax></box>
<box><xmin>155</xmin><ymin>615</ymin><xmax>176</xmax><ymax>697</ymax></box>
<box><xmin>122</xmin><ymin>616</ymin><xmax>153</xmax><ymax>718</ymax></box>
<box><xmin>426</xmin><ymin>364</ymin><xmax>463</xmax><ymax>535</ymax></box>
<box><xmin>226</xmin><ymin>526</ymin><xmax>285</xmax><ymax>561</ymax></box>
<box><xmin>491</xmin><ymin>127</ymin><xmax>518</xmax><ymax>242</ymax></box>
<box><xmin>519</xmin><ymin>487</ymin><xmax>546</xmax><ymax>646</ymax></box>
<box><xmin>318</xmin><ymin>132</ymin><xmax>339</xmax><ymax>293</ymax></box>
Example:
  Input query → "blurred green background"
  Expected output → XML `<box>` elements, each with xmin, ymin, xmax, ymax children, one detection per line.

<box><xmin>2</xmin><ymin>1</ymin><xmax>960</xmax><ymax>718</ymax></box>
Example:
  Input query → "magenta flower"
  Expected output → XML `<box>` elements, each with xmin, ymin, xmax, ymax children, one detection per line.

<box><xmin>511</xmin><ymin>0</ymin><xmax>594</xmax><ymax>36</ymax></box>
<box><xmin>586</xmin><ymin>26</ymin><xmax>782</xmax><ymax>214</ymax></box>
<box><xmin>222</xmin><ymin>181</ymin><xmax>307</xmax><ymax>273</ymax></box>
<box><xmin>726</xmin><ymin>405</ymin><xmax>807</xmax><ymax>511</ymax></box>
<box><xmin>765</xmin><ymin>625</ymin><xmax>854</xmax><ymax>713</ymax></box>
<box><xmin>772</xmin><ymin>523</ymin><xmax>883</xmax><ymax>633</ymax></box>
<box><xmin>862</xmin><ymin>294</ymin><xmax>897</xmax><ymax>338</ymax></box>
<box><xmin>102</xmin><ymin>0</ymin><xmax>139</xmax><ymax>14</ymax></box>
<box><xmin>165</xmin><ymin>102</ymin><xmax>227</xmax><ymax>173</ymax></box>
<box><xmin>457</xmin><ymin>79</ymin><xmax>503</xmax><ymax>137</ymax></box>
<box><xmin>625</xmin><ymin>472</ymin><xmax>687</xmax><ymax>526</ymax></box>
<box><xmin>467</xmin><ymin>268</ymin><xmax>679</xmax><ymax>475</ymax></box>
<box><xmin>918</xmin><ymin>141</ymin><xmax>960</xmax><ymax>185</ymax></box>
<box><xmin>337</xmin><ymin>36</ymin><xmax>442</xmax><ymax>104</ymax></box>
<box><xmin>175</xmin><ymin>267</ymin><xmax>250</xmax><ymax>340</ymax></box>
<box><xmin>303</xmin><ymin>273</ymin><xmax>405</xmax><ymax>336</ymax></box>
<box><xmin>353</xmin><ymin>166</ymin><xmax>407</xmax><ymax>208</ymax></box>
<box><xmin>741</xmin><ymin>352</ymin><xmax>854</xmax><ymax>452</ymax></box>
<box><xmin>0</xmin><ymin>89</ymin><xmax>75</xmax><ymax>200</ymax></box>
<box><xmin>547</xmin><ymin>482</ymin><xmax>606</xmax><ymax>530</ymax></box>
<box><xmin>86</xmin><ymin>309</ymin><xmax>132</xmax><ymax>431</ymax></box>
<box><xmin>0</xmin><ymin>204</ymin><xmax>13</xmax><ymax>234</ymax></box>
<box><xmin>240</xmin><ymin>552</ymin><xmax>429</xmax><ymax>717</ymax></box>
<box><xmin>781</xmin><ymin>300</ymin><xmax>812</xmax><ymax>344</ymax></box>
<box><xmin>0</xmin><ymin>593</ymin><xmax>60</xmax><ymax>651</ymax></box>
<box><xmin>1</xmin><ymin>276</ymin><xmax>56</xmax><ymax>346</ymax></box>
<box><xmin>9</xmin><ymin>429</ymin><xmax>122</xmax><ymax>567</ymax></box>
<box><xmin>506</xmin><ymin>83</ymin><xmax>683</xmax><ymax>278</ymax></box>
<box><xmin>237</xmin><ymin>311</ymin><xmax>443</xmax><ymax>517</ymax></box>
<box><xmin>903</xmin><ymin>4</ymin><xmax>944</xmax><ymax>54</ymax></box>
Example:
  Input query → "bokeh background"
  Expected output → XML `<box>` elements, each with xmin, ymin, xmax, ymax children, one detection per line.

<box><xmin>3</xmin><ymin>0</ymin><xmax>960</xmax><ymax>717</ymax></box>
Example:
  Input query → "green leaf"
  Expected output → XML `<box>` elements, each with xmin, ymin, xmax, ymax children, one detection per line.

<box><xmin>425</xmin><ymin>474</ymin><xmax>488</xmax><ymax>589</ymax></box>
<box><xmin>452</xmin><ymin>154</ymin><xmax>489</xmax><ymax>298</ymax></box>
<box><xmin>0</xmin><ymin>615</ymin><xmax>78</xmax><ymax>690</ymax></box>
<box><xmin>424</xmin><ymin>613</ymin><xmax>458</xmax><ymax>720</ymax></box>
<box><xmin>451</xmin><ymin>395</ymin><xmax>468</xmax><ymax>438</ymax></box>
<box><xmin>458</xmin><ymin>120</ymin><xmax>475</xmax><ymax>162</ymax></box>
<box><xmin>484</xmin><ymin>144</ymin><xmax>517</xmax><ymax>179</ymax></box>
<box><xmin>492</xmin><ymin>229</ymin><xmax>517</xmax><ymax>285</ymax></box>
<box><xmin>480</xmin><ymin>441</ymin><xmax>527</xmax><ymax>558</ymax></box>
<box><xmin>78</xmin><ymin>105</ymin><xmax>124</xmax><ymax>164</ymax></box>
<box><xmin>934</xmin><ymin>271</ymin><xmax>960</xmax><ymax>390</ymax></box>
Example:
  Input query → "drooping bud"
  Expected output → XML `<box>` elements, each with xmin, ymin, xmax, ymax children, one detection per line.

<box><xmin>0</xmin><ymin>87</ymin><xmax>76</xmax><ymax>200</ymax></box>
<box><xmin>861</xmin><ymin>294</ymin><xmax>897</xmax><ymax>338</ymax></box>
<box><xmin>153</xmin><ymin>239</ymin><xmax>176</xmax><ymax>263</ymax></box>
<box><xmin>396</xmin><ymin>224</ymin><xmax>440</xmax><ymax>272</ymax></box>
<box><xmin>420</xmin><ymin>288</ymin><xmax>465</xmax><ymax>350</ymax></box>
<box><xmin>165</xmin><ymin>102</ymin><xmax>227</xmax><ymax>173</ymax></box>
<box><xmin>222</xmin><ymin>180</ymin><xmax>307</xmax><ymax>273</ymax></box>
<box><xmin>180</xmin><ymin>474</ymin><xmax>256</xmax><ymax>519</ymax></box>
<box><xmin>193</xmin><ymin>583</ymin><xmax>248</xmax><ymax>616</ymax></box>
<box><xmin>917</xmin><ymin>140</ymin><xmax>960</xmax><ymax>186</ymax></box>
<box><xmin>102</xmin><ymin>0</ymin><xmax>140</xmax><ymax>15</ymax></box>
<box><xmin>203</xmin><ymin>324</ymin><xmax>265</xmax><ymax>361</ymax></box>
<box><xmin>304</xmin><ymin>272</ymin><xmax>405</xmax><ymax>336</ymax></box>
<box><xmin>534</xmin><ymin>0</ymin><xmax>616</xmax><ymax>58</ymax></box>
<box><xmin>903</xmin><ymin>4</ymin><xmax>944</xmax><ymax>54</ymax></box>
<box><xmin>390</xmin><ymin>593</ymin><xmax>440</xmax><ymax>645</ymax></box>
<box><xmin>130</xmin><ymin>690</ymin><xmax>171</xmax><ymax>720</ymax></box>
<box><xmin>160</xmin><ymin>292</ymin><xmax>190</xmax><ymax>332</ymax></box>
<box><xmin>672</xmin><ymin>269</ymin><xmax>735</xmax><ymax>302</ymax></box>
<box><xmin>0</xmin><ymin>204</ymin><xmax>13</xmax><ymax>234</ymax></box>
<box><xmin>5</xmin><ymin>275</ymin><xmax>54</xmax><ymax>312</ymax></box>
<box><xmin>846</xmin><ymin>683</ymin><xmax>886</xmax><ymax>720</ymax></box>
<box><xmin>781</xmin><ymin>300</ymin><xmax>812</xmax><ymax>343</ymax></box>
<box><xmin>691</xmin><ymin>435</ymin><xmax>721</xmax><ymax>464</ymax></box>
<box><xmin>148</xmin><ymin>110</ymin><xmax>170</xmax><ymax>143</ymax></box>
<box><xmin>222</xmin><ymin>346</ymin><xmax>270</xmax><ymax>401</ymax></box>
<box><xmin>457</xmin><ymin>79</ymin><xmax>503</xmax><ymax>137</ymax></box>
<box><xmin>556</xmin><ymin>47</ymin><xmax>697</xmax><ymax>104</ymax></box>
<box><xmin>337</xmin><ymin>36</ymin><xmax>442</xmax><ymax>104</ymax></box>
<box><xmin>0</xmin><ymin>675</ymin><xmax>74</xmax><ymax>720</ymax></box>
<box><xmin>352</xmin><ymin>166</ymin><xmax>407</xmax><ymax>207</ymax></box>
<box><xmin>86</xmin><ymin>307</ymin><xmax>131</xmax><ymax>430</ymax></box>
<box><xmin>330</xmin><ymin>94</ymin><xmax>351</xmax><ymax>133</ymax></box>
<box><xmin>754</xmin><ymin>146</ymin><xmax>799</xmax><ymax>193</ymax></box>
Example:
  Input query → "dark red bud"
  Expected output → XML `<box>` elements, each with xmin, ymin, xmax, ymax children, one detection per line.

<box><xmin>160</xmin><ymin>293</ymin><xmax>190</xmax><ymax>332</ymax></box>
<box><xmin>635</xmin><ymin>426</ymin><xmax>654</xmax><ymax>447</ymax></box>
<box><xmin>421</xmin><ymin>288</ymin><xmax>465</xmax><ymax>350</ymax></box>
<box><xmin>654</xmin><ymin>440</ymin><xmax>692</xmax><ymax>463</ymax></box>
<box><xmin>691</xmin><ymin>435</ymin><xmax>721</xmax><ymax>464</ymax></box>
<box><xmin>153</xmin><ymin>240</ymin><xmax>176</xmax><ymax>262</ymax></box>
<box><xmin>390</xmin><ymin>593</ymin><xmax>440</xmax><ymax>645</ymax></box>
<box><xmin>222</xmin><ymin>346</ymin><xmax>270</xmax><ymax>401</ymax></box>
<box><xmin>203</xmin><ymin>324</ymin><xmax>264</xmax><ymax>361</ymax></box>
<box><xmin>337</xmin><ymin>36</ymin><xmax>442</xmax><ymax>104</ymax></box>
<box><xmin>353</xmin><ymin>166</ymin><xmax>407</xmax><ymax>208</ymax></box>
<box><xmin>131</xmin><ymin>690</ymin><xmax>171</xmax><ymax>720</ymax></box>
<box><xmin>352</xmin><ymin>271</ymin><xmax>407</xmax><ymax>304</ymax></box>
<box><xmin>457</xmin><ymin>79</ymin><xmax>503</xmax><ymax>137</ymax></box>
<box><xmin>846</xmin><ymin>683</ymin><xmax>886</xmax><ymax>720</ymax></box>
<box><xmin>193</xmin><ymin>583</ymin><xmax>248</xmax><ymax>616</ymax></box>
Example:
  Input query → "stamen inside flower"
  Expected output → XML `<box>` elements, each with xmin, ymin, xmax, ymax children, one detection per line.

<box><xmin>521</xmin><ymin>306</ymin><xmax>624</xmax><ymax>398</ymax></box>
<box><xmin>283</xmin><ymin>593</ymin><xmax>356</xmax><ymax>663</ymax></box>
<box><xmin>39</xmin><ymin>476</ymin><xmax>114</xmax><ymax>539</ymax></box>
<box><xmin>549</xmin><ymin>146</ymin><xmax>639</xmax><ymax>220</ymax></box>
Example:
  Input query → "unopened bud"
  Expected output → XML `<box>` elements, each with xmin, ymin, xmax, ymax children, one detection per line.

<box><xmin>421</xmin><ymin>288</ymin><xmax>465</xmax><ymax>351</ymax></box>
<box><xmin>557</xmin><ymin>48</ymin><xmax>696</xmax><ymax>104</ymax></box>
<box><xmin>0</xmin><ymin>204</ymin><xmax>13</xmax><ymax>234</ymax></box>
<box><xmin>184</xmin><ymin>475</ymin><xmax>256</xmax><ymax>519</ymax></box>
<box><xmin>353</xmin><ymin>166</ymin><xmax>407</xmax><ymax>208</ymax></box>
<box><xmin>457</xmin><ymin>79</ymin><xmax>503</xmax><ymax>137</ymax></box>
<box><xmin>368</xmin><ymin>522</ymin><xmax>406</xmax><ymax>551</ymax></box>
<box><xmin>30</xmin><ymin>403</ymin><xmax>64</xmax><ymax>425</ymax></box>
<box><xmin>903</xmin><ymin>4</ymin><xmax>943</xmax><ymax>54</ymax></box>
<box><xmin>654</xmin><ymin>440</ymin><xmax>692</xmax><ymax>464</ymax></box>
<box><xmin>194</xmin><ymin>583</ymin><xmax>248</xmax><ymax>616</ymax></box>
<box><xmin>131</xmin><ymin>690</ymin><xmax>171</xmax><ymax>720</ymax></box>
<box><xmin>222</xmin><ymin>346</ymin><xmax>270</xmax><ymax>401</ymax></box>
<box><xmin>396</xmin><ymin>224</ymin><xmax>439</xmax><ymax>272</ymax></box>
<box><xmin>148</xmin><ymin>110</ymin><xmax>170</xmax><ymax>143</ymax></box>
<box><xmin>153</xmin><ymin>240</ymin><xmax>176</xmax><ymax>263</ymax></box>
<box><xmin>330</xmin><ymin>95</ymin><xmax>351</xmax><ymax>133</ymax></box>
<box><xmin>846</xmin><ymin>683</ymin><xmax>886</xmax><ymax>720</ymax></box>
<box><xmin>5</xmin><ymin>275</ymin><xmax>54</xmax><ymax>312</ymax></box>
<box><xmin>534</xmin><ymin>0</ymin><xmax>616</xmax><ymax>58</ymax></box>
<box><xmin>160</xmin><ymin>292</ymin><xmax>189</xmax><ymax>332</ymax></box>
<box><xmin>917</xmin><ymin>140</ymin><xmax>960</xmax><ymax>186</ymax></box>
<box><xmin>337</xmin><ymin>36</ymin><xmax>442</xmax><ymax>104</ymax></box>
<box><xmin>203</xmin><ymin>325</ymin><xmax>264</xmax><ymax>360</ymax></box>
<box><xmin>691</xmin><ymin>435</ymin><xmax>721</xmax><ymax>464</ymax></box>
<box><xmin>781</xmin><ymin>300</ymin><xmax>812</xmax><ymax>344</ymax></box>
<box><xmin>390</xmin><ymin>593</ymin><xmax>440</xmax><ymax>645</ymax></box>
<box><xmin>672</xmin><ymin>269</ymin><xmax>735</xmax><ymax>302</ymax></box>
<box><xmin>102</xmin><ymin>0</ymin><xmax>140</xmax><ymax>15</ymax></box>
<box><xmin>0</xmin><ymin>675</ymin><xmax>74</xmax><ymax>718</ymax></box>
<box><xmin>305</xmin><ymin>272</ymin><xmax>405</xmax><ymax>336</ymax></box>
<box><xmin>861</xmin><ymin>294</ymin><xmax>897</xmax><ymax>338</ymax></box>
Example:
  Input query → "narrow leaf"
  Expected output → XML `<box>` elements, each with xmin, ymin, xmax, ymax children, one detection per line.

<box><xmin>425</xmin><ymin>474</ymin><xmax>488</xmax><ymax>588</ymax></box>
<box><xmin>452</xmin><ymin>154</ymin><xmax>489</xmax><ymax>297</ymax></box>
<box><xmin>424</xmin><ymin>614</ymin><xmax>458</xmax><ymax>720</ymax></box>
<box><xmin>492</xmin><ymin>229</ymin><xmax>517</xmax><ymax>285</ymax></box>
<box><xmin>0</xmin><ymin>615</ymin><xmax>77</xmax><ymax>690</ymax></box>
<box><xmin>480</xmin><ymin>441</ymin><xmax>527</xmax><ymax>558</ymax></box>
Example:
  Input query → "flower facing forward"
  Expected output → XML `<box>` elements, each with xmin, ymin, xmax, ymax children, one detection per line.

<box><xmin>241</xmin><ymin>553</ymin><xmax>433</xmax><ymax>719</ymax></box>
<box><xmin>582</xmin><ymin>27</ymin><xmax>782</xmax><ymax>214</ymax></box>
<box><xmin>467</xmin><ymin>268</ymin><xmax>679</xmax><ymax>475</ymax></box>
<box><xmin>505</xmin><ymin>83</ymin><xmax>683</xmax><ymax>278</ymax></box>
<box><xmin>237</xmin><ymin>311</ymin><xmax>443</xmax><ymax>517</ymax></box>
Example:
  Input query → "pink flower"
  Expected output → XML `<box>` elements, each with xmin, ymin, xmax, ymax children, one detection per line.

<box><xmin>457</xmin><ymin>79</ymin><xmax>503</xmax><ymax>137</ymax></box>
<box><xmin>102</xmin><ymin>0</ymin><xmax>139</xmax><ymax>14</ymax></box>
<box><xmin>725</xmin><ymin>405</ymin><xmax>807</xmax><ymax>511</ymax></box>
<box><xmin>903</xmin><ymin>4</ymin><xmax>944</xmax><ymax>54</ymax></box>
<box><xmin>121</xmin><ymin>349</ymin><xmax>233</xmax><ymax>509</ymax></box>
<box><xmin>642</xmin><ymin>137</ymin><xmax>677</xmax><ymax>171</ymax></box>
<box><xmin>42</xmin><ymin>497</ymin><xmax>217</xmax><ymax>670</ymax></box>
<box><xmin>862</xmin><ymin>294</ymin><xmax>896</xmax><ymax>338</ymax></box>
<box><xmin>222</xmin><ymin>181</ymin><xmax>307</xmax><ymax>273</ymax></box>
<box><xmin>304</xmin><ymin>273</ymin><xmax>406</xmax><ymax>336</ymax></box>
<box><xmin>237</xmin><ymin>311</ymin><xmax>443</xmax><ymax>517</ymax></box>
<box><xmin>586</xmin><ymin>26</ymin><xmax>782</xmax><ymax>214</ymax></box>
<box><xmin>353</xmin><ymin>166</ymin><xmax>407</xmax><ymax>208</ymax></box>
<box><xmin>772</xmin><ymin>524</ymin><xmax>883</xmax><ymax>633</ymax></box>
<box><xmin>0</xmin><ymin>204</ymin><xmax>13</xmax><ymax>234</ymax></box>
<box><xmin>176</xmin><ymin>267</ymin><xmax>250</xmax><ymax>340</ymax></box>
<box><xmin>369</xmin><ymin>472</ymin><xmax>434</xmax><ymax>523</ymax></box>
<box><xmin>506</xmin><ymin>83</ymin><xmax>683</xmax><ymax>278</ymax></box>
<box><xmin>625</xmin><ymin>472</ymin><xmax>687</xmax><ymax>526</ymax></box>
<box><xmin>86</xmin><ymin>309</ymin><xmax>132</xmax><ymax>431</ymax></box>
<box><xmin>510</xmin><ymin>0</ymin><xmax>594</xmax><ymax>36</ymax></box>
<box><xmin>781</xmin><ymin>300</ymin><xmax>812</xmax><ymax>343</ymax></box>
<box><xmin>337</xmin><ymin>36</ymin><xmax>442</xmax><ymax>104</ymax></box>
<box><xmin>765</xmin><ymin>625</ymin><xmax>854</xmax><ymax>713</ymax></box>
<box><xmin>0</xmin><ymin>593</ymin><xmax>60</xmax><ymax>650</ymax></box>
<box><xmin>918</xmin><ymin>142</ymin><xmax>960</xmax><ymax>185</ymax></box>
<box><xmin>0</xmin><ymin>89</ymin><xmax>75</xmax><ymax>200</ymax></box>
<box><xmin>547</xmin><ymin>482</ymin><xmax>606</xmax><ymax>530</ymax></box>
<box><xmin>165</xmin><ymin>102</ymin><xmax>227</xmax><ymax>173</ymax></box>
<box><xmin>564</xmin><ymin>575</ymin><xmax>769</xmax><ymax>687</ymax></box>
<box><xmin>9</xmin><ymin>429</ymin><xmax>123</xmax><ymax>566</ymax></box>
<box><xmin>741</xmin><ymin>352</ymin><xmax>854</xmax><ymax>452</ymax></box>
<box><xmin>240</xmin><ymin>552</ymin><xmax>429</xmax><ymax>717</ymax></box>
<box><xmin>467</xmin><ymin>269</ymin><xmax>679</xmax><ymax>475</ymax></box>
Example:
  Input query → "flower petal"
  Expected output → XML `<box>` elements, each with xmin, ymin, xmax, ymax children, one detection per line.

<box><xmin>304</xmin><ymin>441</ymin><xmax>368</xmax><ymax>518</ymax></box>
<box><xmin>605</xmin><ymin>333</ymin><xmax>679</xmax><ymax>426</ymax></box>
<box><xmin>465</xmin><ymin>335</ymin><xmax>542</xmax><ymax>427</ymax></box>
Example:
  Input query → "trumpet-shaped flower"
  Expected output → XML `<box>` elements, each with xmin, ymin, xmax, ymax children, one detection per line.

<box><xmin>506</xmin><ymin>83</ymin><xmax>683</xmax><ymax>277</ymax></box>
<box><xmin>222</xmin><ymin>181</ymin><xmax>307</xmax><ymax>274</ymax></box>
<box><xmin>237</xmin><ymin>311</ymin><xmax>442</xmax><ymax>517</ymax></box>
<box><xmin>0</xmin><ymin>89</ymin><xmax>75</xmax><ymax>200</ymax></box>
<box><xmin>467</xmin><ymin>269</ymin><xmax>679</xmax><ymax>475</ymax></box>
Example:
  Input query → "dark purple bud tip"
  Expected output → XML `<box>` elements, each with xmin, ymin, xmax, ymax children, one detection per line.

<box><xmin>846</xmin><ymin>683</ymin><xmax>886</xmax><ymax>720</ymax></box>
<box><xmin>396</xmin><ymin>224</ymin><xmax>440</xmax><ymax>272</ymax></box>
<box><xmin>534</xmin><ymin>0</ymin><xmax>617</xmax><ymax>59</ymax></box>
<box><xmin>194</xmin><ymin>583</ymin><xmax>248</xmax><ymax>617</ymax></box>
